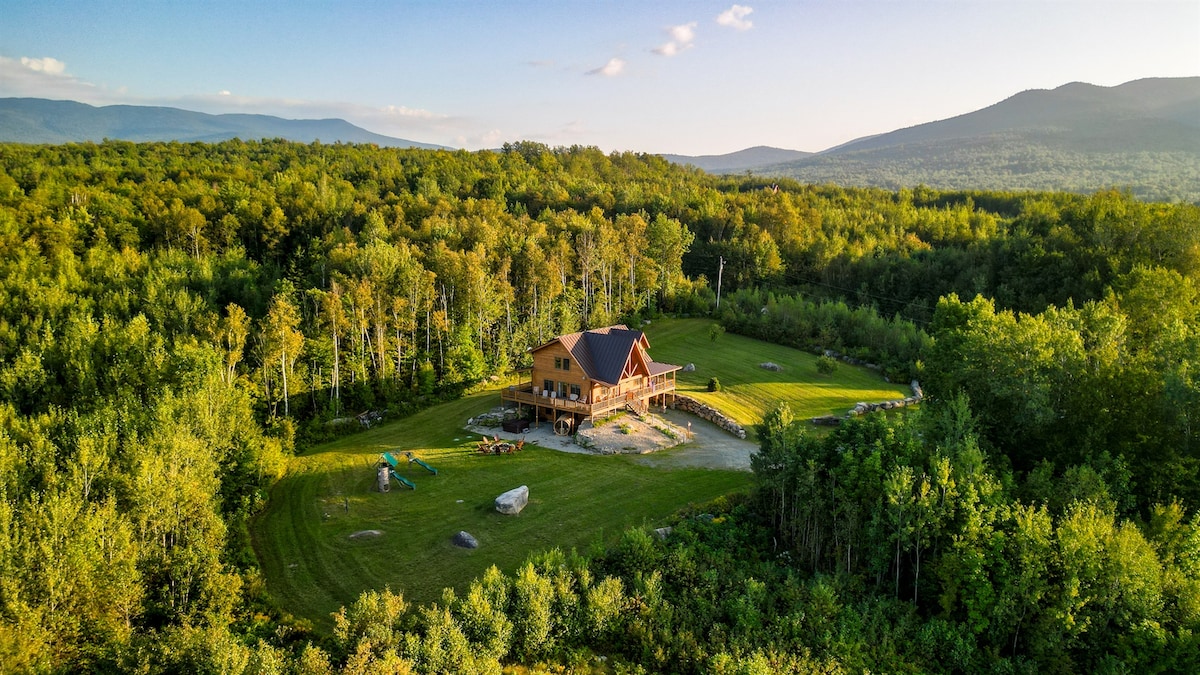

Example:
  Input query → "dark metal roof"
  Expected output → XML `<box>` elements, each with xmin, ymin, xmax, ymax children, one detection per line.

<box><xmin>583</xmin><ymin>329</ymin><xmax>643</xmax><ymax>386</ymax></box>
<box><xmin>533</xmin><ymin>324</ymin><xmax>677</xmax><ymax>387</ymax></box>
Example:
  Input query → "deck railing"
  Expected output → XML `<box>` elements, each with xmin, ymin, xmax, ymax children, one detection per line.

<box><xmin>500</xmin><ymin>379</ymin><xmax>675</xmax><ymax>418</ymax></box>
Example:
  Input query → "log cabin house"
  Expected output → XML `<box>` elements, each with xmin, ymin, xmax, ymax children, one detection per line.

<box><xmin>500</xmin><ymin>325</ymin><xmax>680</xmax><ymax>431</ymax></box>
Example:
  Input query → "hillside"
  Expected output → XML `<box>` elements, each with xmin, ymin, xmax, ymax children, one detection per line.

<box><xmin>0</xmin><ymin>98</ymin><xmax>446</xmax><ymax>148</ymax></box>
<box><xmin>660</xmin><ymin>145</ymin><xmax>812</xmax><ymax>173</ymax></box>
<box><xmin>689</xmin><ymin>78</ymin><xmax>1200</xmax><ymax>202</ymax></box>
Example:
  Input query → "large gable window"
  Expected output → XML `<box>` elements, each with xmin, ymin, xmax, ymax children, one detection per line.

<box><xmin>554</xmin><ymin>356</ymin><xmax>571</xmax><ymax>371</ymax></box>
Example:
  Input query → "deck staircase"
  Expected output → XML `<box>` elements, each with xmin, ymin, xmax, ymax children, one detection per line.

<box><xmin>626</xmin><ymin>399</ymin><xmax>649</xmax><ymax>419</ymax></box>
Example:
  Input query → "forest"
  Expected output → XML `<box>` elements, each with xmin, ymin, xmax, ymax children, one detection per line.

<box><xmin>1</xmin><ymin>139</ymin><xmax>1199</xmax><ymax>672</ymax></box>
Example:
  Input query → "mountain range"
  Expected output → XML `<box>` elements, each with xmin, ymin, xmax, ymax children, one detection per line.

<box><xmin>666</xmin><ymin>77</ymin><xmax>1200</xmax><ymax>202</ymax></box>
<box><xmin>658</xmin><ymin>146</ymin><xmax>812</xmax><ymax>173</ymax></box>
<box><xmin>0</xmin><ymin>98</ymin><xmax>443</xmax><ymax>149</ymax></box>
<box><xmin>3</xmin><ymin>77</ymin><xmax>1198</xmax><ymax>201</ymax></box>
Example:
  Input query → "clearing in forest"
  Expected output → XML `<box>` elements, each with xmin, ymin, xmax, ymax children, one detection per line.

<box><xmin>251</xmin><ymin>320</ymin><xmax>909</xmax><ymax>630</ymax></box>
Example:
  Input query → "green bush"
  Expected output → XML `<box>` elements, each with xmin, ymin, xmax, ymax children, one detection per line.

<box><xmin>816</xmin><ymin>355</ymin><xmax>838</xmax><ymax>375</ymax></box>
<box><xmin>708</xmin><ymin>377</ymin><xmax>722</xmax><ymax>392</ymax></box>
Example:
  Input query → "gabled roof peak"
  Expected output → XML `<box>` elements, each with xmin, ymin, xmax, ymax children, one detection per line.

<box><xmin>536</xmin><ymin>324</ymin><xmax>652</xmax><ymax>386</ymax></box>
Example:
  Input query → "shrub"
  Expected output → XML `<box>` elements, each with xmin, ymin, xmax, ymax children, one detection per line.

<box><xmin>816</xmin><ymin>355</ymin><xmax>838</xmax><ymax>375</ymax></box>
<box><xmin>708</xmin><ymin>377</ymin><xmax>722</xmax><ymax>392</ymax></box>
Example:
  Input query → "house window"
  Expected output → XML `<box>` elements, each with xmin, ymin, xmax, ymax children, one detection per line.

<box><xmin>557</xmin><ymin>381</ymin><xmax>569</xmax><ymax>398</ymax></box>
<box><xmin>543</xmin><ymin>379</ymin><xmax>553</xmax><ymax>394</ymax></box>
<box><xmin>570</xmin><ymin>384</ymin><xmax>581</xmax><ymax>398</ymax></box>
<box><xmin>555</xmin><ymin>356</ymin><xmax>570</xmax><ymax>371</ymax></box>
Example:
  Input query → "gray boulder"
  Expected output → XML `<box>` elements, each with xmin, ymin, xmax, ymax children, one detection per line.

<box><xmin>759</xmin><ymin>362</ymin><xmax>783</xmax><ymax>372</ymax></box>
<box><xmin>495</xmin><ymin>485</ymin><xmax>529</xmax><ymax>515</ymax></box>
<box><xmin>452</xmin><ymin>531</ymin><xmax>479</xmax><ymax>549</ymax></box>
<box><xmin>682</xmin><ymin>363</ymin><xmax>696</xmax><ymax>372</ymax></box>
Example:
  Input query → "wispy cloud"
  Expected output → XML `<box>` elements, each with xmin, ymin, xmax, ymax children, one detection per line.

<box><xmin>653</xmin><ymin>22</ymin><xmax>697</xmax><ymax>57</ymax></box>
<box><xmin>716</xmin><ymin>5</ymin><xmax>754</xmax><ymax>31</ymax></box>
<box><xmin>587</xmin><ymin>57</ymin><xmax>626</xmax><ymax>77</ymax></box>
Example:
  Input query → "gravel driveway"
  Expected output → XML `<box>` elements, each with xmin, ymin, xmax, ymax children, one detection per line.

<box><xmin>629</xmin><ymin>408</ymin><xmax>757</xmax><ymax>471</ymax></box>
<box><xmin>468</xmin><ymin>406</ymin><xmax>758</xmax><ymax>472</ymax></box>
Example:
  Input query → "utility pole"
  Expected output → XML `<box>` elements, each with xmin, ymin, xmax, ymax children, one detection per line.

<box><xmin>716</xmin><ymin>256</ymin><xmax>725</xmax><ymax>309</ymax></box>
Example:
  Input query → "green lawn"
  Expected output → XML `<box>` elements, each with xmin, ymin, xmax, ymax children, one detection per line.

<box><xmin>251</xmin><ymin>389</ymin><xmax>751</xmax><ymax>629</ymax></box>
<box><xmin>645</xmin><ymin>318</ymin><xmax>911</xmax><ymax>431</ymax></box>
<box><xmin>252</xmin><ymin>319</ymin><xmax>910</xmax><ymax>630</ymax></box>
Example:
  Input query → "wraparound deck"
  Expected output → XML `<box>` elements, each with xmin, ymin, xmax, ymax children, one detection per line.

<box><xmin>500</xmin><ymin>374</ymin><xmax>677</xmax><ymax>424</ymax></box>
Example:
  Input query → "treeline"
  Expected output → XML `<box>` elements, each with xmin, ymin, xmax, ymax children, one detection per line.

<box><xmin>927</xmin><ymin>270</ymin><xmax>1200</xmax><ymax>508</ymax></box>
<box><xmin>774</xmin><ymin>144</ymin><xmax>1200</xmax><ymax>204</ymax></box>
<box><xmin>717</xmin><ymin>289</ymin><xmax>932</xmax><ymax>381</ymax></box>
<box><xmin>0</xmin><ymin>140</ymin><xmax>705</xmax><ymax>429</ymax></box>
<box><xmin>685</xmin><ymin>181</ymin><xmax>1200</xmax><ymax>324</ymax></box>
<box><xmin>750</xmin><ymin>403</ymin><xmax>1200</xmax><ymax>672</ymax></box>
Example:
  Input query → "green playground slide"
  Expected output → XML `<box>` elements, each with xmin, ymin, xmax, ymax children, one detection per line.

<box><xmin>389</xmin><ymin>469</ymin><xmax>416</xmax><ymax>490</ymax></box>
<box><xmin>381</xmin><ymin>453</ymin><xmax>415</xmax><ymax>489</ymax></box>
<box><xmin>409</xmin><ymin>456</ymin><xmax>438</xmax><ymax>475</ymax></box>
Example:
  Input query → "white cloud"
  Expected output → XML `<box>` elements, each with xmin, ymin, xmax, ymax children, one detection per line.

<box><xmin>20</xmin><ymin>56</ymin><xmax>67</xmax><ymax>75</ymax></box>
<box><xmin>654</xmin><ymin>42</ymin><xmax>679</xmax><ymax>57</ymax></box>
<box><xmin>716</xmin><ymin>5</ymin><xmax>754</xmax><ymax>31</ymax></box>
<box><xmin>588</xmin><ymin>57</ymin><xmax>625</xmax><ymax>77</ymax></box>
<box><xmin>218</xmin><ymin>90</ymin><xmax>232</xmax><ymax>96</ymax></box>
<box><xmin>380</xmin><ymin>104</ymin><xmax>440</xmax><ymax>120</ymax></box>
<box><xmin>0</xmin><ymin>55</ymin><xmax>105</xmax><ymax>102</ymax></box>
<box><xmin>670</xmin><ymin>23</ymin><xmax>696</xmax><ymax>45</ymax></box>
<box><xmin>653</xmin><ymin>21</ymin><xmax>697</xmax><ymax>57</ymax></box>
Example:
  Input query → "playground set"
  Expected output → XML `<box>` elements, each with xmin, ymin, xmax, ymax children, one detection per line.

<box><xmin>377</xmin><ymin>451</ymin><xmax>438</xmax><ymax>492</ymax></box>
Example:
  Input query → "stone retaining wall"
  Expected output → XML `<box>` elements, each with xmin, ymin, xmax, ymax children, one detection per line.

<box><xmin>671</xmin><ymin>395</ymin><xmax>747</xmax><ymax>439</ymax></box>
<box><xmin>810</xmin><ymin>380</ymin><xmax>924</xmax><ymax>426</ymax></box>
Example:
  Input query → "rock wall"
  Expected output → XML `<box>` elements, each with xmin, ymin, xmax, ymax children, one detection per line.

<box><xmin>810</xmin><ymin>380</ymin><xmax>924</xmax><ymax>426</ymax></box>
<box><xmin>671</xmin><ymin>395</ymin><xmax>747</xmax><ymax>439</ymax></box>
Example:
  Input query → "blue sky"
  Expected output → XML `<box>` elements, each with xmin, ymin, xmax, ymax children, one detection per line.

<box><xmin>2</xmin><ymin>1</ymin><xmax>1197</xmax><ymax>154</ymax></box>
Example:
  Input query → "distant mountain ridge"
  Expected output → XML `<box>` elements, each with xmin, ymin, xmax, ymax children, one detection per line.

<box><xmin>664</xmin><ymin>77</ymin><xmax>1200</xmax><ymax>202</ymax></box>
<box><xmin>821</xmin><ymin>78</ymin><xmax>1200</xmax><ymax>156</ymax></box>
<box><xmin>659</xmin><ymin>146</ymin><xmax>812</xmax><ymax>173</ymax></box>
<box><xmin>0</xmin><ymin>98</ymin><xmax>445</xmax><ymax>149</ymax></box>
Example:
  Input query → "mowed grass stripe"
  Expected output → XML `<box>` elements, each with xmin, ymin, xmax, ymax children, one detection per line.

<box><xmin>252</xmin><ymin>390</ymin><xmax>750</xmax><ymax>629</ymax></box>
<box><xmin>645</xmin><ymin>318</ymin><xmax>910</xmax><ymax>429</ymax></box>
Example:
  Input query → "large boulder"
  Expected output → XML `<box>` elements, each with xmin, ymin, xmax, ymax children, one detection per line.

<box><xmin>759</xmin><ymin>362</ymin><xmax>783</xmax><ymax>372</ymax></box>
<box><xmin>495</xmin><ymin>485</ymin><xmax>529</xmax><ymax>515</ymax></box>
<box><xmin>452</xmin><ymin>531</ymin><xmax>479</xmax><ymax>549</ymax></box>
